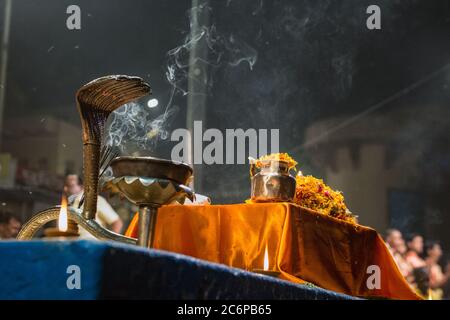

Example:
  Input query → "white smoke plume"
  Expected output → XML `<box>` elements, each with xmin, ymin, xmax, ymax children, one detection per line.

<box><xmin>105</xmin><ymin>1</ymin><xmax>257</xmax><ymax>154</ymax></box>
<box><xmin>105</xmin><ymin>101</ymin><xmax>178</xmax><ymax>154</ymax></box>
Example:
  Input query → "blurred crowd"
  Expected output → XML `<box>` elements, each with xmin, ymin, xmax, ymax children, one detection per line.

<box><xmin>0</xmin><ymin>211</ymin><xmax>21</xmax><ymax>240</ymax></box>
<box><xmin>15</xmin><ymin>158</ymin><xmax>65</xmax><ymax>192</ymax></box>
<box><xmin>0</xmin><ymin>173</ymin><xmax>124</xmax><ymax>240</ymax></box>
<box><xmin>385</xmin><ymin>229</ymin><xmax>450</xmax><ymax>299</ymax></box>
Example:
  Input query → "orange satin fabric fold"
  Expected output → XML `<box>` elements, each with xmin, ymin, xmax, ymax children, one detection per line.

<box><xmin>125</xmin><ymin>203</ymin><xmax>421</xmax><ymax>300</ymax></box>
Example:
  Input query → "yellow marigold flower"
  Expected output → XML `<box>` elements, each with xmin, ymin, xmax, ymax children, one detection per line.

<box><xmin>254</xmin><ymin>153</ymin><xmax>298</xmax><ymax>170</ymax></box>
<box><xmin>294</xmin><ymin>174</ymin><xmax>356</xmax><ymax>223</ymax></box>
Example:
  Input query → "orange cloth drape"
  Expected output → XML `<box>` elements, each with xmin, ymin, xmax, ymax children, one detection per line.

<box><xmin>125</xmin><ymin>202</ymin><xmax>421</xmax><ymax>300</ymax></box>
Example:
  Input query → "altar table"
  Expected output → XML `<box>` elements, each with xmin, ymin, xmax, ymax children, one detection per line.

<box><xmin>125</xmin><ymin>203</ymin><xmax>420</xmax><ymax>300</ymax></box>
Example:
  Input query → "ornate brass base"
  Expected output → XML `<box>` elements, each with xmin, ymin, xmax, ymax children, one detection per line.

<box><xmin>17</xmin><ymin>206</ymin><xmax>136</xmax><ymax>245</ymax></box>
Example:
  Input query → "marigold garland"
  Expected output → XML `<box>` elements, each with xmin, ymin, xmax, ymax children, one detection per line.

<box><xmin>253</xmin><ymin>153</ymin><xmax>298</xmax><ymax>170</ymax></box>
<box><xmin>294</xmin><ymin>174</ymin><xmax>356</xmax><ymax>223</ymax></box>
<box><xmin>250</xmin><ymin>153</ymin><xmax>356</xmax><ymax>223</ymax></box>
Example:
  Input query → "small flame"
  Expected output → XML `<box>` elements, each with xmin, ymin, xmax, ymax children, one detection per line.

<box><xmin>58</xmin><ymin>195</ymin><xmax>68</xmax><ymax>232</ymax></box>
<box><xmin>427</xmin><ymin>288</ymin><xmax>433</xmax><ymax>300</ymax></box>
<box><xmin>263</xmin><ymin>245</ymin><xmax>269</xmax><ymax>271</ymax></box>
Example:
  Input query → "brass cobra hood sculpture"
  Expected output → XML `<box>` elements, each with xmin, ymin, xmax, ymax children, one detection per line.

<box><xmin>17</xmin><ymin>75</ymin><xmax>151</xmax><ymax>243</ymax></box>
<box><xmin>76</xmin><ymin>75</ymin><xmax>151</xmax><ymax>220</ymax></box>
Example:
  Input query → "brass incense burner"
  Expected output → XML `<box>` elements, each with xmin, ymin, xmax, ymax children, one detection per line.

<box><xmin>17</xmin><ymin>75</ymin><xmax>194</xmax><ymax>248</ymax></box>
<box><xmin>107</xmin><ymin>156</ymin><xmax>194</xmax><ymax>247</ymax></box>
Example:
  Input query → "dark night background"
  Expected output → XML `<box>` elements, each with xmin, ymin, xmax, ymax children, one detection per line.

<box><xmin>1</xmin><ymin>0</ymin><xmax>450</xmax><ymax>249</ymax></box>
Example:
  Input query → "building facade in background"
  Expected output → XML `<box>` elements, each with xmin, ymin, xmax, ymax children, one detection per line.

<box><xmin>305</xmin><ymin>104</ymin><xmax>450</xmax><ymax>247</ymax></box>
<box><xmin>0</xmin><ymin>116</ymin><xmax>82</xmax><ymax>221</ymax></box>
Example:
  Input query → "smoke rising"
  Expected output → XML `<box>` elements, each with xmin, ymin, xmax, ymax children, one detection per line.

<box><xmin>105</xmin><ymin>101</ymin><xmax>179</xmax><ymax>154</ymax></box>
<box><xmin>105</xmin><ymin>1</ymin><xmax>257</xmax><ymax>154</ymax></box>
<box><xmin>166</xmin><ymin>3</ymin><xmax>257</xmax><ymax>96</ymax></box>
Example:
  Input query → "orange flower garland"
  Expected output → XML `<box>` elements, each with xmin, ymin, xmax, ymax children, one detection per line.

<box><xmin>253</xmin><ymin>153</ymin><xmax>298</xmax><ymax>170</ymax></box>
<box><xmin>294</xmin><ymin>173</ymin><xmax>356</xmax><ymax>223</ymax></box>
<box><xmin>249</xmin><ymin>153</ymin><xmax>355</xmax><ymax>223</ymax></box>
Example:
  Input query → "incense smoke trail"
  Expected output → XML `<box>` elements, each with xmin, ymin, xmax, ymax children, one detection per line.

<box><xmin>105</xmin><ymin>1</ymin><xmax>257</xmax><ymax>154</ymax></box>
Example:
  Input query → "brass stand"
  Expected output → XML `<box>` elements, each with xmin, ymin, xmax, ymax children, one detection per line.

<box><xmin>16</xmin><ymin>75</ymin><xmax>193</xmax><ymax>248</ymax></box>
<box><xmin>108</xmin><ymin>175</ymin><xmax>194</xmax><ymax>249</ymax></box>
<box><xmin>17</xmin><ymin>75</ymin><xmax>151</xmax><ymax>243</ymax></box>
<box><xmin>137</xmin><ymin>206</ymin><xmax>158</xmax><ymax>248</ymax></box>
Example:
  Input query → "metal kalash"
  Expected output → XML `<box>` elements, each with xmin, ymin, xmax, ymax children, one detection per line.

<box><xmin>17</xmin><ymin>75</ymin><xmax>194</xmax><ymax>247</ymax></box>
<box><xmin>250</xmin><ymin>160</ymin><xmax>296</xmax><ymax>203</ymax></box>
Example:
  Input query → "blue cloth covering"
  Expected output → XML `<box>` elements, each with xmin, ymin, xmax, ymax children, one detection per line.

<box><xmin>0</xmin><ymin>240</ymin><xmax>356</xmax><ymax>300</ymax></box>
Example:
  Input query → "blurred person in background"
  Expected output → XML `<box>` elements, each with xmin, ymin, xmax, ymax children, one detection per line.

<box><xmin>443</xmin><ymin>256</ymin><xmax>450</xmax><ymax>300</ymax></box>
<box><xmin>405</xmin><ymin>233</ymin><xmax>426</xmax><ymax>269</ymax></box>
<box><xmin>396</xmin><ymin>241</ymin><xmax>414</xmax><ymax>281</ymax></box>
<box><xmin>425</xmin><ymin>241</ymin><xmax>450</xmax><ymax>291</ymax></box>
<box><xmin>64</xmin><ymin>173</ymin><xmax>123</xmax><ymax>238</ymax></box>
<box><xmin>412</xmin><ymin>267</ymin><xmax>430</xmax><ymax>300</ymax></box>
<box><xmin>0</xmin><ymin>211</ymin><xmax>22</xmax><ymax>239</ymax></box>
<box><xmin>385</xmin><ymin>229</ymin><xmax>413</xmax><ymax>279</ymax></box>
<box><xmin>411</xmin><ymin>267</ymin><xmax>439</xmax><ymax>299</ymax></box>
<box><xmin>385</xmin><ymin>228</ymin><xmax>403</xmax><ymax>252</ymax></box>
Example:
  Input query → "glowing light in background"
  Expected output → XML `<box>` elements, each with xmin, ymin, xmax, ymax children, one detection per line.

<box><xmin>147</xmin><ymin>98</ymin><xmax>159</xmax><ymax>108</ymax></box>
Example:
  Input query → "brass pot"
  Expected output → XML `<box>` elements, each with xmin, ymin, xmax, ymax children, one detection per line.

<box><xmin>250</xmin><ymin>160</ymin><xmax>296</xmax><ymax>202</ymax></box>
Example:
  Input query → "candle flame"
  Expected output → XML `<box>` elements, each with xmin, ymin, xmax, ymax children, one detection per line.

<box><xmin>263</xmin><ymin>245</ymin><xmax>269</xmax><ymax>271</ymax></box>
<box><xmin>427</xmin><ymin>288</ymin><xmax>433</xmax><ymax>300</ymax></box>
<box><xmin>58</xmin><ymin>195</ymin><xmax>68</xmax><ymax>232</ymax></box>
